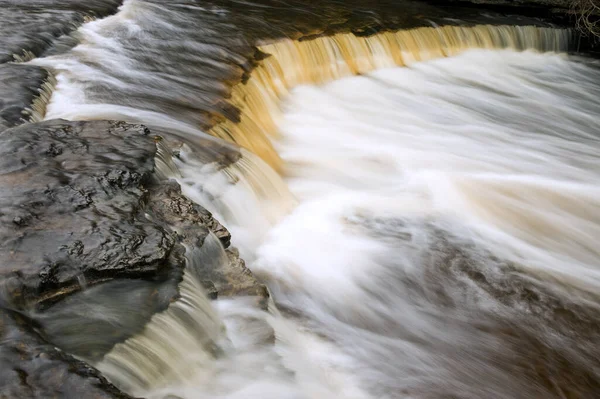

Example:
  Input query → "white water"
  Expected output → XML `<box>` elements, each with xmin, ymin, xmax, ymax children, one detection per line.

<box><xmin>175</xmin><ymin>148</ymin><xmax>296</xmax><ymax>261</ymax></box>
<box><xmin>29</xmin><ymin>2</ymin><xmax>600</xmax><ymax>395</ymax></box>
<box><xmin>29</xmin><ymin>0</ymin><xmax>245</xmax><ymax>143</ymax></box>
<box><xmin>174</xmin><ymin>49</ymin><xmax>600</xmax><ymax>399</ymax></box>
<box><xmin>264</xmin><ymin>50</ymin><xmax>600</xmax><ymax>291</ymax></box>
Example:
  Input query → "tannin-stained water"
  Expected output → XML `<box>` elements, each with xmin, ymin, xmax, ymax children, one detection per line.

<box><xmin>27</xmin><ymin>1</ymin><xmax>600</xmax><ymax>396</ymax></box>
<box><xmin>210</xmin><ymin>26</ymin><xmax>573</xmax><ymax>170</ymax></box>
<box><xmin>171</xmin><ymin>50</ymin><xmax>600</xmax><ymax>399</ymax></box>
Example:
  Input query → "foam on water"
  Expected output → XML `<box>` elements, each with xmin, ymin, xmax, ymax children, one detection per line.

<box><xmin>28</xmin><ymin>1</ymin><xmax>600</xmax><ymax>395</ymax></box>
<box><xmin>206</xmin><ymin>49</ymin><xmax>600</xmax><ymax>398</ymax></box>
<box><xmin>265</xmin><ymin>50</ymin><xmax>600</xmax><ymax>290</ymax></box>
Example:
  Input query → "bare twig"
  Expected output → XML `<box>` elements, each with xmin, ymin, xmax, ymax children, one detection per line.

<box><xmin>572</xmin><ymin>0</ymin><xmax>600</xmax><ymax>38</ymax></box>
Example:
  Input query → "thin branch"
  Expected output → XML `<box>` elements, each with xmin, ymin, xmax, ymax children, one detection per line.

<box><xmin>572</xmin><ymin>0</ymin><xmax>600</xmax><ymax>38</ymax></box>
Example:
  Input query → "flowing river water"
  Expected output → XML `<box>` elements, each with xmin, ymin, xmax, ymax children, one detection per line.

<box><xmin>24</xmin><ymin>1</ymin><xmax>600</xmax><ymax>398</ymax></box>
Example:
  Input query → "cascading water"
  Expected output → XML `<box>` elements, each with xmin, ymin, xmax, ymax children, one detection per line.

<box><xmin>173</xmin><ymin>49</ymin><xmax>600</xmax><ymax>399</ymax></box>
<box><xmin>210</xmin><ymin>25</ymin><xmax>573</xmax><ymax>169</ymax></box>
<box><xmin>27</xmin><ymin>1</ymin><xmax>600</xmax><ymax>397</ymax></box>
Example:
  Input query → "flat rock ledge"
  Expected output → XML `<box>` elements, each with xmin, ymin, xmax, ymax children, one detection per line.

<box><xmin>0</xmin><ymin>119</ymin><xmax>267</xmax><ymax>398</ymax></box>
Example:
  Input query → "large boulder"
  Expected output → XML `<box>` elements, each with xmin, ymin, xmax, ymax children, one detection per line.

<box><xmin>0</xmin><ymin>119</ymin><xmax>268</xmax><ymax>397</ymax></box>
<box><xmin>0</xmin><ymin>120</ymin><xmax>182</xmax><ymax>308</ymax></box>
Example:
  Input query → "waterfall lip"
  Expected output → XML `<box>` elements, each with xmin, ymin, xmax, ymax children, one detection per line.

<box><xmin>95</xmin><ymin>232</ymin><xmax>273</xmax><ymax>396</ymax></box>
<box><xmin>0</xmin><ymin>63</ymin><xmax>54</xmax><ymax>130</ymax></box>
<box><xmin>209</xmin><ymin>24</ymin><xmax>575</xmax><ymax>171</ymax></box>
<box><xmin>25</xmin><ymin>71</ymin><xmax>57</xmax><ymax>123</ymax></box>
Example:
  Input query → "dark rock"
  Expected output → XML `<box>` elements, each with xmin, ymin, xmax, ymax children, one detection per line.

<box><xmin>0</xmin><ymin>64</ymin><xmax>50</xmax><ymax>131</ymax></box>
<box><xmin>0</xmin><ymin>0</ymin><xmax>123</xmax><ymax>63</ymax></box>
<box><xmin>146</xmin><ymin>180</ymin><xmax>231</xmax><ymax>249</ymax></box>
<box><xmin>0</xmin><ymin>119</ymin><xmax>266</xmax><ymax>395</ymax></box>
<box><xmin>222</xmin><ymin>247</ymin><xmax>270</xmax><ymax>307</ymax></box>
<box><xmin>0</xmin><ymin>307</ymin><xmax>136</xmax><ymax>399</ymax></box>
<box><xmin>32</xmin><ymin>277</ymin><xmax>177</xmax><ymax>362</ymax></box>
<box><xmin>154</xmin><ymin>132</ymin><xmax>242</xmax><ymax>170</ymax></box>
<box><xmin>146</xmin><ymin>180</ymin><xmax>268</xmax><ymax>307</ymax></box>
<box><xmin>0</xmin><ymin>119</ymin><xmax>183</xmax><ymax>308</ymax></box>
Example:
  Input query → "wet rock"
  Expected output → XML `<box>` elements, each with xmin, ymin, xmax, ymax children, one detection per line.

<box><xmin>0</xmin><ymin>118</ymin><xmax>265</xmax><ymax>373</ymax></box>
<box><xmin>154</xmin><ymin>132</ymin><xmax>242</xmax><ymax>170</ymax></box>
<box><xmin>32</xmin><ymin>277</ymin><xmax>177</xmax><ymax>362</ymax></box>
<box><xmin>0</xmin><ymin>0</ymin><xmax>122</xmax><ymax>63</ymax></box>
<box><xmin>0</xmin><ymin>119</ymin><xmax>184</xmax><ymax>308</ymax></box>
<box><xmin>0</xmin><ymin>307</ymin><xmax>135</xmax><ymax>399</ymax></box>
<box><xmin>0</xmin><ymin>64</ymin><xmax>50</xmax><ymax>131</ymax></box>
<box><xmin>146</xmin><ymin>180</ymin><xmax>231</xmax><ymax>249</ymax></box>
<box><xmin>222</xmin><ymin>247</ymin><xmax>270</xmax><ymax>306</ymax></box>
<box><xmin>146</xmin><ymin>181</ymin><xmax>269</xmax><ymax>307</ymax></box>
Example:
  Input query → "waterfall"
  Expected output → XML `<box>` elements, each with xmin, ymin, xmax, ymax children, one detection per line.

<box><xmin>26</xmin><ymin>1</ymin><xmax>600</xmax><ymax>396</ymax></box>
<box><xmin>176</xmin><ymin>49</ymin><xmax>600</xmax><ymax>398</ymax></box>
<box><xmin>210</xmin><ymin>26</ymin><xmax>573</xmax><ymax>169</ymax></box>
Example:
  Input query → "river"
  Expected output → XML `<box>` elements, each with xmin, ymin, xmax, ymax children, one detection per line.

<box><xmin>24</xmin><ymin>1</ymin><xmax>600</xmax><ymax>398</ymax></box>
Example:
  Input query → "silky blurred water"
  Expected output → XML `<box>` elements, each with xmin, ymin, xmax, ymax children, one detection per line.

<box><xmin>28</xmin><ymin>1</ymin><xmax>600</xmax><ymax>397</ymax></box>
<box><xmin>170</xmin><ymin>50</ymin><xmax>600</xmax><ymax>399</ymax></box>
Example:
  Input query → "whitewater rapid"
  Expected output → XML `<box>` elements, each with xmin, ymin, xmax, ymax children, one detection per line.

<box><xmin>27</xmin><ymin>2</ymin><xmax>600</xmax><ymax>395</ymax></box>
<box><xmin>265</xmin><ymin>50</ymin><xmax>600</xmax><ymax>290</ymax></box>
<box><xmin>171</xmin><ymin>49</ymin><xmax>600</xmax><ymax>399</ymax></box>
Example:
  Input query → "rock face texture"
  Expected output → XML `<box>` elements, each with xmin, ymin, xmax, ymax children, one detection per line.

<box><xmin>0</xmin><ymin>117</ymin><xmax>264</xmax><ymax>313</ymax></box>
<box><xmin>0</xmin><ymin>120</ymin><xmax>166</xmax><ymax>398</ymax></box>
<box><xmin>0</xmin><ymin>0</ymin><xmax>122</xmax><ymax>63</ymax></box>
<box><xmin>0</xmin><ymin>118</ymin><xmax>267</xmax><ymax>398</ymax></box>
<box><xmin>145</xmin><ymin>181</ymin><xmax>268</xmax><ymax>305</ymax></box>
<box><xmin>0</xmin><ymin>120</ymin><xmax>176</xmax><ymax>307</ymax></box>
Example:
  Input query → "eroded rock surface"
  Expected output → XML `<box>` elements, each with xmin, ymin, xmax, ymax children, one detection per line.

<box><xmin>0</xmin><ymin>118</ymin><xmax>263</xmax><ymax>307</ymax></box>
<box><xmin>0</xmin><ymin>120</ymin><xmax>180</xmax><ymax>308</ymax></box>
<box><xmin>146</xmin><ymin>181</ymin><xmax>268</xmax><ymax>305</ymax></box>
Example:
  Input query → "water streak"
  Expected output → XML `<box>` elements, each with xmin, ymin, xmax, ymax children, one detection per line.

<box><xmin>245</xmin><ymin>50</ymin><xmax>600</xmax><ymax>398</ymax></box>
